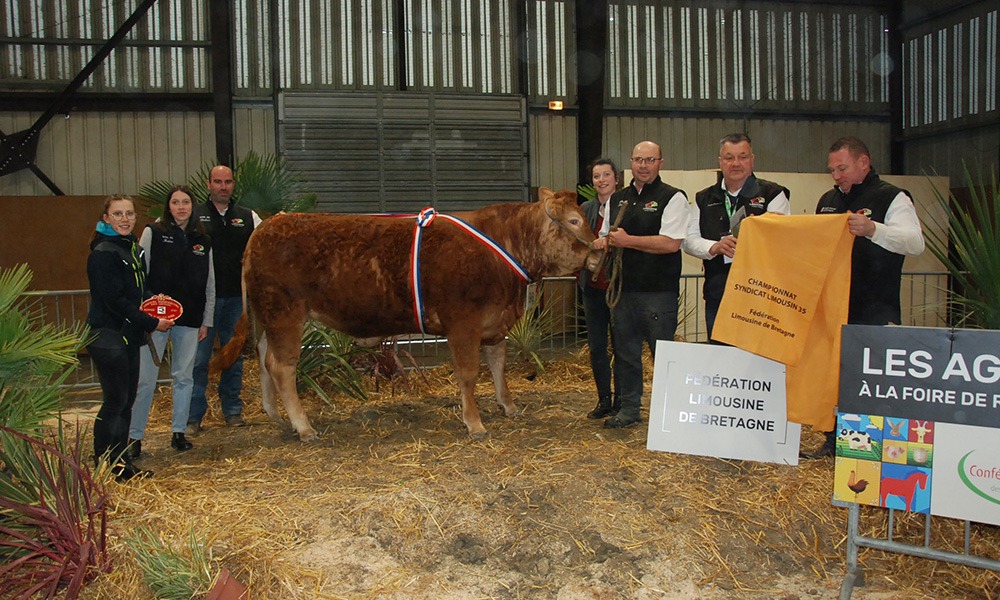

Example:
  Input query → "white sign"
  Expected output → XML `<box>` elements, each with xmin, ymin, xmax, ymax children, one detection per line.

<box><xmin>924</xmin><ymin>424</ymin><xmax>1000</xmax><ymax>525</ymax></box>
<box><xmin>646</xmin><ymin>341</ymin><xmax>801</xmax><ymax>465</ymax></box>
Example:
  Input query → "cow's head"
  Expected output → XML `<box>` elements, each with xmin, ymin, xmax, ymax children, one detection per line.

<box><xmin>537</xmin><ymin>187</ymin><xmax>603</xmax><ymax>275</ymax></box>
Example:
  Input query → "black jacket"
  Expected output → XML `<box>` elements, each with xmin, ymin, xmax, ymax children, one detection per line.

<box><xmin>86</xmin><ymin>234</ymin><xmax>159</xmax><ymax>346</ymax></box>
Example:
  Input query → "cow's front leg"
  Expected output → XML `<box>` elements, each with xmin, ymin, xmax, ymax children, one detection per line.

<box><xmin>264</xmin><ymin>351</ymin><xmax>319</xmax><ymax>442</ymax></box>
<box><xmin>483</xmin><ymin>340</ymin><xmax>519</xmax><ymax>417</ymax></box>
<box><xmin>447</xmin><ymin>332</ymin><xmax>487</xmax><ymax>439</ymax></box>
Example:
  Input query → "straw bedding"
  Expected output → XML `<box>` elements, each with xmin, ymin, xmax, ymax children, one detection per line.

<box><xmin>69</xmin><ymin>351</ymin><xmax>999</xmax><ymax>599</ymax></box>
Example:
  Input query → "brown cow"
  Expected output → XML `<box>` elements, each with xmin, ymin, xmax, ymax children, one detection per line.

<box><xmin>217</xmin><ymin>188</ymin><xmax>601</xmax><ymax>441</ymax></box>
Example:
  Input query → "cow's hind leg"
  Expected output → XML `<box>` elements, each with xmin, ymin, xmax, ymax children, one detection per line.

<box><xmin>262</xmin><ymin>315</ymin><xmax>318</xmax><ymax>442</ymax></box>
<box><xmin>447</xmin><ymin>331</ymin><xmax>487</xmax><ymax>439</ymax></box>
<box><xmin>483</xmin><ymin>340</ymin><xmax>519</xmax><ymax>417</ymax></box>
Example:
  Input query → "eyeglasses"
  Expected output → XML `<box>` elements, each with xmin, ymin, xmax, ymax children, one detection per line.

<box><xmin>108</xmin><ymin>211</ymin><xmax>137</xmax><ymax>220</ymax></box>
<box><xmin>631</xmin><ymin>157</ymin><xmax>661</xmax><ymax>165</ymax></box>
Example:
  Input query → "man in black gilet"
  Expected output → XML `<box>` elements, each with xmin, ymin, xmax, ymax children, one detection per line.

<box><xmin>188</xmin><ymin>165</ymin><xmax>261</xmax><ymax>433</ymax></box>
<box><xmin>802</xmin><ymin>136</ymin><xmax>925</xmax><ymax>458</ymax></box>
<box><xmin>683</xmin><ymin>133</ymin><xmax>790</xmax><ymax>339</ymax></box>
<box><xmin>592</xmin><ymin>141</ymin><xmax>690</xmax><ymax>429</ymax></box>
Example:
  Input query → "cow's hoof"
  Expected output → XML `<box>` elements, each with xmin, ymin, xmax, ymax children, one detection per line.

<box><xmin>469</xmin><ymin>430</ymin><xmax>489</xmax><ymax>441</ymax></box>
<box><xmin>501</xmin><ymin>405</ymin><xmax>522</xmax><ymax>417</ymax></box>
<box><xmin>297</xmin><ymin>429</ymin><xmax>319</xmax><ymax>442</ymax></box>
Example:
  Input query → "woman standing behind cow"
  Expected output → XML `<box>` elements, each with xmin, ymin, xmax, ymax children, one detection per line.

<box><xmin>86</xmin><ymin>194</ymin><xmax>173</xmax><ymax>482</ymax></box>
<box><xmin>579</xmin><ymin>159</ymin><xmax>621</xmax><ymax>419</ymax></box>
<box><xmin>129</xmin><ymin>185</ymin><xmax>215</xmax><ymax>457</ymax></box>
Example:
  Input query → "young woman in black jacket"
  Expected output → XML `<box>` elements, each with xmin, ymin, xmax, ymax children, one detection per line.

<box><xmin>86</xmin><ymin>194</ymin><xmax>173</xmax><ymax>481</ymax></box>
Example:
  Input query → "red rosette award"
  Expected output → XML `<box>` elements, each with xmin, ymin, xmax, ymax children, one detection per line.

<box><xmin>140</xmin><ymin>294</ymin><xmax>184</xmax><ymax>321</ymax></box>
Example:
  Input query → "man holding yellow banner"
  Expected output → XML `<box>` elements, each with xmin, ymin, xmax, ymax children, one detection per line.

<box><xmin>682</xmin><ymin>133</ymin><xmax>790</xmax><ymax>339</ymax></box>
<box><xmin>801</xmin><ymin>136</ymin><xmax>925</xmax><ymax>458</ymax></box>
<box><xmin>711</xmin><ymin>136</ymin><xmax>924</xmax><ymax>459</ymax></box>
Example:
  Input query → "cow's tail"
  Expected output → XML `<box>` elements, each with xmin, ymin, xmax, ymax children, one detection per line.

<box><xmin>208</xmin><ymin>253</ymin><xmax>252</xmax><ymax>376</ymax></box>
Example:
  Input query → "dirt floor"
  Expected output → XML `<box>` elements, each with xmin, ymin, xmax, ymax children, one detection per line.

<box><xmin>69</xmin><ymin>352</ymin><xmax>999</xmax><ymax>600</ymax></box>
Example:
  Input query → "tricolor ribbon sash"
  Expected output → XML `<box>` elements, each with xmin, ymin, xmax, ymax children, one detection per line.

<box><xmin>409</xmin><ymin>207</ymin><xmax>530</xmax><ymax>333</ymax></box>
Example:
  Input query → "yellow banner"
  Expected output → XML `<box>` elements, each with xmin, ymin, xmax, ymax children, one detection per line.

<box><xmin>712</xmin><ymin>213</ymin><xmax>852</xmax><ymax>430</ymax></box>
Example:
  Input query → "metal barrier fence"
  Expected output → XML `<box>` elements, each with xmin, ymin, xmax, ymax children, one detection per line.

<box><xmin>834</xmin><ymin>500</ymin><xmax>1000</xmax><ymax>599</ymax></box>
<box><xmin>24</xmin><ymin>271</ymin><xmax>950</xmax><ymax>389</ymax></box>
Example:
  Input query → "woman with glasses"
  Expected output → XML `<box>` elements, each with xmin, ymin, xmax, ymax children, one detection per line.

<box><xmin>86</xmin><ymin>194</ymin><xmax>173</xmax><ymax>482</ymax></box>
<box><xmin>128</xmin><ymin>185</ymin><xmax>214</xmax><ymax>458</ymax></box>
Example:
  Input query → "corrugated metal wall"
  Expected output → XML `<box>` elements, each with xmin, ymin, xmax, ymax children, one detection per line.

<box><xmin>0</xmin><ymin>108</ymin><xmax>273</xmax><ymax>196</ymax></box>
<box><xmin>0</xmin><ymin>110</ymin><xmax>214</xmax><ymax>195</ymax></box>
<box><xmin>2</xmin><ymin>107</ymin><xmax>890</xmax><ymax>198</ymax></box>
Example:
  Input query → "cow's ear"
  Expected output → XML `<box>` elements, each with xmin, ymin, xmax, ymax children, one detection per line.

<box><xmin>537</xmin><ymin>187</ymin><xmax>554</xmax><ymax>202</ymax></box>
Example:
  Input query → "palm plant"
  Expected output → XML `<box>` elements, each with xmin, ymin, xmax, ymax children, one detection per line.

<box><xmin>138</xmin><ymin>150</ymin><xmax>317</xmax><ymax>218</ymax></box>
<box><xmin>506</xmin><ymin>291</ymin><xmax>560</xmax><ymax>373</ymax></box>
<box><xmin>296</xmin><ymin>322</ymin><xmax>368</xmax><ymax>403</ymax></box>
<box><xmin>0</xmin><ymin>263</ymin><xmax>85</xmax><ymax>432</ymax></box>
<box><xmin>922</xmin><ymin>166</ymin><xmax>1000</xmax><ymax>329</ymax></box>
<box><xmin>0</xmin><ymin>264</ymin><xmax>106</xmax><ymax>599</ymax></box>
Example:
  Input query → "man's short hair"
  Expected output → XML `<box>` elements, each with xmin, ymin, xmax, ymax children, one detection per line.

<box><xmin>829</xmin><ymin>136</ymin><xmax>871</xmax><ymax>159</ymax></box>
<box><xmin>719</xmin><ymin>133</ymin><xmax>751</xmax><ymax>149</ymax></box>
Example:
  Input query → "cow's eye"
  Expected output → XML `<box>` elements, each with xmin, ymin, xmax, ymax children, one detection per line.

<box><xmin>568</xmin><ymin>218</ymin><xmax>581</xmax><ymax>226</ymax></box>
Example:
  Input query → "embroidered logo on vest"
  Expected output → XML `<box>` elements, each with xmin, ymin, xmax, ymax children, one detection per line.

<box><xmin>642</xmin><ymin>201</ymin><xmax>659</xmax><ymax>211</ymax></box>
<box><xmin>192</xmin><ymin>244</ymin><xmax>206</xmax><ymax>256</ymax></box>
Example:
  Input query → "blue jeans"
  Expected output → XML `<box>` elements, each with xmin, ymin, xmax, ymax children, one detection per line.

<box><xmin>610</xmin><ymin>291</ymin><xmax>679</xmax><ymax>417</ymax></box>
<box><xmin>189</xmin><ymin>296</ymin><xmax>245</xmax><ymax>424</ymax></box>
<box><xmin>581</xmin><ymin>284</ymin><xmax>618</xmax><ymax>401</ymax></box>
<box><xmin>131</xmin><ymin>325</ymin><xmax>200</xmax><ymax>438</ymax></box>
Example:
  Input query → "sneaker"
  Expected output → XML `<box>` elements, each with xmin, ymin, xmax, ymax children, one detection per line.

<box><xmin>224</xmin><ymin>414</ymin><xmax>246</xmax><ymax>427</ymax></box>
<box><xmin>603</xmin><ymin>412</ymin><xmax>642</xmax><ymax>429</ymax></box>
<box><xmin>185</xmin><ymin>422</ymin><xmax>202</xmax><ymax>436</ymax></box>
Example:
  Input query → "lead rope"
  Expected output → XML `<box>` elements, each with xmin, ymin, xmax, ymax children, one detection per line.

<box><xmin>598</xmin><ymin>199</ymin><xmax>629</xmax><ymax>310</ymax></box>
<box><xmin>605</xmin><ymin>246</ymin><xmax>625</xmax><ymax>310</ymax></box>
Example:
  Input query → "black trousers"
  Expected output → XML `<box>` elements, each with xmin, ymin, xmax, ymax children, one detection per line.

<box><xmin>90</xmin><ymin>340</ymin><xmax>141</xmax><ymax>463</ymax></box>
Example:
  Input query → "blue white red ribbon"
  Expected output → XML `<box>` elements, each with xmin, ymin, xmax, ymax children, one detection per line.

<box><xmin>408</xmin><ymin>207</ymin><xmax>530</xmax><ymax>333</ymax></box>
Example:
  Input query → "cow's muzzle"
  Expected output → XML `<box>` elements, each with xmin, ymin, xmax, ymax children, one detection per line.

<box><xmin>585</xmin><ymin>248</ymin><xmax>604</xmax><ymax>272</ymax></box>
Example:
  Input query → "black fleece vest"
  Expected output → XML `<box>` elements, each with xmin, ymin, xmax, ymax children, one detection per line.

<box><xmin>696</xmin><ymin>173</ymin><xmax>789</xmax><ymax>280</ymax></box>
<box><xmin>194</xmin><ymin>202</ymin><xmax>254</xmax><ymax>298</ymax></box>
<box><xmin>146</xmin><ymin>223</ymin><xmax>212</xmax><ymax>328</ymax></box>
<box><xmin>607</xmin><ymin>177</ymin><xmax>684</xmax><ymax>293</ymax></box>
<box><xmin>816</xmin><ymin>170</ymin><xmax>908</xmax><ymax>325</ymax></box>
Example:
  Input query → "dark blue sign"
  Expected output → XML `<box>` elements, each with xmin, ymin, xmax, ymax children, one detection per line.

<box><xmin>839</xmin><ymin>325</ymin><xmax>1000</xmax><ymax>429</ymax></box>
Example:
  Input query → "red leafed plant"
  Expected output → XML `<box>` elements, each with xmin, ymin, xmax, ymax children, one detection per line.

<box><xmin>0</xmin><ymin>425</ymin><xmax>110</xmax><ymax>599</ymax></box>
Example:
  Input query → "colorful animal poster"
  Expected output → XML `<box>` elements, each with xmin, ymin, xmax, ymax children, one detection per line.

<box><xmin>835</xmin><ymin>325</ymin><xmax>1000</xmax><ymax>526</ymax></box>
